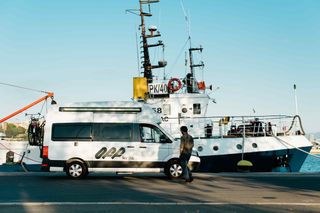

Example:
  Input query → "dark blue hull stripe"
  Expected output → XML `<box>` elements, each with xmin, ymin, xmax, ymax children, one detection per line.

<box><xmin>198</xmin><ymin>146</ymin><xmax>312</xmax><ymax>172</ymax></box>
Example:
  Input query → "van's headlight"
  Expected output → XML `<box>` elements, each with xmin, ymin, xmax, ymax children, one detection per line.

<box><xmin>192</xmin><ymin>150</ymin><xmax>199</xmax><ymax>157</ymax></box>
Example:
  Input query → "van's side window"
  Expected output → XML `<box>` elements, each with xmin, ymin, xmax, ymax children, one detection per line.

<box><xmin>140</xmin><ymin>124</ymin><xmax>169</xmax><ymax>143</ymax></box>
<box><xmin>93</xmin><ymin>123</ymin><xmax>133</xmax><ymax>142</ymax></box>
<box><xmin>52</xmin><ymin>123</ymin><xmax>92</xmax><ymax>141</ymax></box>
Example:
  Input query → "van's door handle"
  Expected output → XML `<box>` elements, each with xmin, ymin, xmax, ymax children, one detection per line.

<box><xmin>139</xmin><ymin>146</ymin><xmax>147</xmax><ymax>148</ymax></box>
<box><xmin>127</xmin><ymin>146</ymin><xmax>134</xmax><ymax>148</ymax></box>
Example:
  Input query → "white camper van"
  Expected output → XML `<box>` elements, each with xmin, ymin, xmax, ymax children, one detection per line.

<box><xmin>41</xmin><ymin>101</ymin><xmax>200</xmax><ymax>179</ymax></box>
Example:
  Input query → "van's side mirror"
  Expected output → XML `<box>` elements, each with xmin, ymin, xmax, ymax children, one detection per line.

<box><xmin>160</xmin><ymin>137</ymin><xmax>172</xmax><ymax>143</ymax></box>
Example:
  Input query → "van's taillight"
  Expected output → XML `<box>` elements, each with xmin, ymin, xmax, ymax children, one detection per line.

<box><xmin>42</xmin><ymin>146</ymin><xmax>48</xmax><ymax>158</ymax></box>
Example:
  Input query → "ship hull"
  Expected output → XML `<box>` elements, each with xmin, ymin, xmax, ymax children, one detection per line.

<box><xmin>198</xmin><ymin>146</ymin><xmax>312</xmax><ymax>172</ymax></box>
<box><xmin>1</xmin><ymin>138</ymin><xmax>313</xmax><ymax>173</ymax></box>
<box><xmin>22</xmin><ymin>145</ymin><xmax>312</xmax><ymax>172</ymax></box>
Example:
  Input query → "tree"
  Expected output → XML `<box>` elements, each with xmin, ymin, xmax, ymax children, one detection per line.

<box><xmin>5</xmin><ymin>123</ymin><xmax>27</xmax><ymax>139</ymax></box>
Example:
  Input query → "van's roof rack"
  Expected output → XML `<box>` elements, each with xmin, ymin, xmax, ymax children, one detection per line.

<box><xmin>59</xmin><ymin>107</ymin><xmax>142</xmax><ymax>113</ymax></box>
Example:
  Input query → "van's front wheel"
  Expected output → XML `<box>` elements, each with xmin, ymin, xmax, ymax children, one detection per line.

<box><xmin>165</xmin><ymin>159</ymin><xmax>183</xmax><ymax>179</ymax></box>
<box><xmin>66</xmin><ymin>160</ymin><xmax>88</xmax><ymax>179</ymax></box>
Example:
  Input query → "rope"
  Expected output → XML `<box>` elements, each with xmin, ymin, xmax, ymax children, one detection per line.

<box><xmin>166</xmin><ymin>37</ymin><xmax>190</xmax><ymax>78</ymax></box>
<box><xmin>19</xmin><ymin>152</ymin><xmax>29</xmax><ymax>172</ymax></box>
<box><xmin>0</xmin><ymin>141</ymin><xmax>42</xmax><ymax>163</ymax></box>
<box><xmin>274</xmin><ymin>136</ymin><xmax>320</xmax><ymax>159</ymax></box>
<box><xmin>37</xmin><ymin>99</ymin><xmax>48</xmax><ymax>117</ymax></box>
<box><xmin>0</xmin><ymin>82</ymin><xmax>49</xmax><ymax>94</ymax></box>
<box><xmin>285</xmin><ymin>115</ymin><xmax>305</xmax><ymax>135</ymax></box>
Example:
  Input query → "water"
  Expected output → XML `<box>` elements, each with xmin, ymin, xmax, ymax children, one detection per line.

<box><xmin>300</xmin><ymin>154</ymin><xmax>320</xmax><ymax>172</ymax></box>
<box><xmin>0</xmin><ymin>155</ymin><xmax>319</xmax><ymax>173</ymax></box>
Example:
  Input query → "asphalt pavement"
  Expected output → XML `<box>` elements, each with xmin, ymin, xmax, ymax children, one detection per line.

<box><xmin>0</xmin><ymin>172</ymin><xmax>319</xmax><ymax>213</ymax></box>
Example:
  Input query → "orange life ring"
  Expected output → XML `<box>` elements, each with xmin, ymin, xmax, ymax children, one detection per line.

<box><xmin>168</xmin><ymin>78</ymin><xmax>182</xmax><ymax>92</ymax></box>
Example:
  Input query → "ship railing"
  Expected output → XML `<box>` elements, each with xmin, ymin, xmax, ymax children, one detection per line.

<box><xmin>162</xmin><ymin>114</ymin><xmax>304</xmax><ymax>139</ymax></box>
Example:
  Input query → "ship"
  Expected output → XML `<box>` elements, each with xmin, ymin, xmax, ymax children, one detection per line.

<box><xmin>1</xmin><ymin>0</ymin><xmax>313</xmax><ymax>173</ymax></box>
<box><xmin>130</xmin><ymin>0</ymin><xmax>312</xmax><ymax>172</ymax></box>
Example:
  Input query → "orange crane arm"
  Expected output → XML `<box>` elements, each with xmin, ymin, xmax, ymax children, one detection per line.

<box><xmin>0</xmin><ymin>92</ymin><xmax>54</xmax><ymax>123</ymax></box>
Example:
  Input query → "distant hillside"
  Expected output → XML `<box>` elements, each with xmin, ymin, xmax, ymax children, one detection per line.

<box><xmin>312</xmin><ymin>132</ymin><xmax>320</xmax><ymax>139</ymax></box>
<box><xmin>307</xmin><ymin>132</ymin><xmax>320</xmax><ymax>142</ymax></box>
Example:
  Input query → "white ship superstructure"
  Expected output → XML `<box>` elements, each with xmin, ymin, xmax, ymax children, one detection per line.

<box><xmin>1</xmin><ymin>0</ymin><xmax>312</xmax><ymax>173</ymax></box>
<box><xmin>131</xmin><ymin>0</ymin><xmax>312</xmax><ymax>172</ymax></box>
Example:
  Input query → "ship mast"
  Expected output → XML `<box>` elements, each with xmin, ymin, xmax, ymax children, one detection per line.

<box><xmin>139</xmin><ymin>0</ymin><xmax>166</xmax><ymax>83</ymax></box>
<box><xmin>189</xmin><ymin>45</ymin><xmax>204</xmax><ymax>79</ymax></box>
<box><xmin>180</xmin><ymin>0</ymin><xmax>204</xmax><ymax>93</ymax></box>
<box><xmin>186</xmin><ymin>41</ymin><xmax>204</xmax><ymax>93</ymax></box>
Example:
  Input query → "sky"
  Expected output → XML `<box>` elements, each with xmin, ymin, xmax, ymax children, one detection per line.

<box><xmin>0</xmin><ymin>0</ymin><xmax>319</xmax><ymax>133</ymax></box>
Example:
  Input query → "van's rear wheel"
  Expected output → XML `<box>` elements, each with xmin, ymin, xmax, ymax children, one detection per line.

<box><xmin>165</xmin><ymin>159</ymin><xmax>183</xmax><ymax>179</ymax></box>
<box><xmin>66</xmin><ymin>160</ymin><xmax>87</xmax><ymax>179</ymax></box>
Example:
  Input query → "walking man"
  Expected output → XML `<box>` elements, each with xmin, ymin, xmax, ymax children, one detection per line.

<box><xmin>180</xmin><ymin>126</ymin><xmax>194</xmax><ymax>182</ymax></box>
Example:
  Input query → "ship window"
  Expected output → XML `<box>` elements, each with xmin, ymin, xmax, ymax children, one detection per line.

<box><xmin>163</xmin><ymin>104</ymin><xmax>171</xmax><ymax>115</ymax></box>
<box><xmin>182</xmin><ymin>108</ymin><xmax>188</xmax><ymax>113</ymax></box>
<box><xmin>193</xmin><ymin>103</ymin><xmax>201</xmax><ymax>114</ymax></box>
<box><xmin>236</xmin><ymin>144</ymin><xmax>242</xmax><ymax>150</ymax></box>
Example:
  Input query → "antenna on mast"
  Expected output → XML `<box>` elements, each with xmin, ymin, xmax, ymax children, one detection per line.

<box><xmin>180</xmin><ymin>0</ymin><xmax>191</xmax><ymax>42</ymax></box>
<box><xmin>138</xmin><ymin>0</ymin><xmax>166</xmax><ymax>83</ymax></box>
<box><xmin>126</xmin><ymin>0</ymin><xmax>166</xmax><ymax>83</ymax></box>
<box><xmin>135</xmin><ymin>25</ymin><xmax>141</xmax><ymax>76</ymax></box>
<box><xmin>294</xmin><ymin>84</ymin><xmax>299</xmax><ymax>115</ymax></box>
<box><xmin>180</xmin><ymin>0</ymin><xmax>204</xmax><ymax>93</ymax></box>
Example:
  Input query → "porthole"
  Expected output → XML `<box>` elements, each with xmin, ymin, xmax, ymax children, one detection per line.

<box><xmin>213</xmin><ymin>146</ymin><xmax>219</xmax><ymax>151</ymax></box>
<box><xmin>182</xmin><ymin>108</ymin><xmax>188</xmax><ymax>113</ymax></box>
<box><xmin>252</xmin><ymin>143</ymin><xmax>258</xmax><ymax>148</ymax></box>
<box><xmin>197</xmin><ymin>146</ymin><xmax>203</xmax><ymax>152</ymax></box>
<box><xmin>236</xmin><ymin>144</ymin><xmax>242</xmax><ymax>150</ymax></box>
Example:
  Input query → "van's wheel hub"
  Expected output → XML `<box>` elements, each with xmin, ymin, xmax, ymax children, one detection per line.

<box><xmin>69</xmin><ymin>164</ymin><xmax>83</xmax><ymax>177</ymax></box>
<box><xmin>66</xmin><ymin>161</ymin><xmax>87</xmax><ymax>179</ymax></box>
<box><xmin>167</xmin><ymin>161</ymin><xmax>183</xmax><ymax>178</ymax></box>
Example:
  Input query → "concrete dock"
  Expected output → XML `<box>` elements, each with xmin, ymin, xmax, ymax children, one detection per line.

<box><xmin>0</xmin><ymin>172</ymin><xmax>319</xmax><ymax>213</ymax></box>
